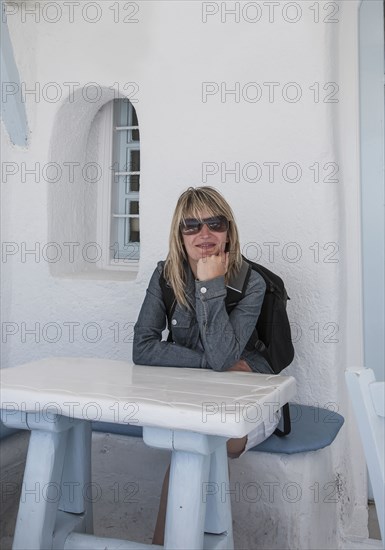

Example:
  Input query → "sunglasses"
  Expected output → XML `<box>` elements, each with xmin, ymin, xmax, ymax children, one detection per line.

<box><xmin>180</xmin><ymin>215</ymin><xmax>229</xmax><ymax>235</ymax></box>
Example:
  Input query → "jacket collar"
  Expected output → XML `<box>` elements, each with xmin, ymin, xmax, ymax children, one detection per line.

<box><xmin>226</xmin><ymin>258</ymin><xmax>250</xmax><ymax>294</ymax></box>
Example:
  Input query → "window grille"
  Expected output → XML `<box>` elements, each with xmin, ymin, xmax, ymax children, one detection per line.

<box><xmin>110</xmin><ymin>98</ymin><xmax>140</xmax><ymax>263</ymax></box>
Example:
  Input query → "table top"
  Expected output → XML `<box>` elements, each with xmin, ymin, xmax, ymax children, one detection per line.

<box><xmin>0</xmin><ymin>357</ymin><xmax>296</xmax><ymax>438</ymax></box>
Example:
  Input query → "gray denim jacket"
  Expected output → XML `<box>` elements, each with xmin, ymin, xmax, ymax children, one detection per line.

<box><xmin>133</xmin><ymin>260</ymin><xmax>273</xmax><ymax>374</ymax></box>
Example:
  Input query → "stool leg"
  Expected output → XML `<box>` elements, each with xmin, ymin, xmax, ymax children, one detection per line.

<box><xmin>13</xmin><ymin>428</ymin><xmax>69</xmax><ymax>550</ymax></box>
<box><xmin>164</xmin><ymin>450</ymin><xmax>210</xmax><ymax>550</ymax></box>
<box><xmin>204</xmin><ymin>443</ymin><xmax>233</xmax><ymax>546</ymax></box>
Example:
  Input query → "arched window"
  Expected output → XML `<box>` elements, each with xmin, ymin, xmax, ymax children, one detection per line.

<box><xmin>98</xmin><ymin>98</ymin><xmax>140</xmax><ymax>269</ymax></box>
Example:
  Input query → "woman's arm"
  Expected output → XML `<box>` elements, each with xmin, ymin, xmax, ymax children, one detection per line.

<box><xmin>133</xmin><ymin>263</ymin><xmax>206</xmax><ymax>368</ymax></box>
<box><xmin>194</xmin><ymin>270</ymin><xmax>266</xmax><ymax>372</ymax></box>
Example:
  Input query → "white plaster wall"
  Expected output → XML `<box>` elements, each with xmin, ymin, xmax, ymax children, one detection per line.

<box><xmin>1</xmin><ymin>0</ymin><xmax>368</xmax><ymax>541</ymax></box>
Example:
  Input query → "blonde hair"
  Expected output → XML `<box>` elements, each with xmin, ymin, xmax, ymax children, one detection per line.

<box><xmin>163</xmin><ymin>186</ymin><xmax>242</xmax><ymax>308</ymax></box>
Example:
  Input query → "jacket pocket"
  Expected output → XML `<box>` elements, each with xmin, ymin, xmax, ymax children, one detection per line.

<box><xmin>169</xmin><ymin>306</ymin><xmax>196</xmax><ymax>346</ymax></box>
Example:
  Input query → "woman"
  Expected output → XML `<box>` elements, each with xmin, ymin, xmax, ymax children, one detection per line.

<box><xmin>133</xmin><ymin>186</ymin><xmax>280</xmax><ymax>544</ymax></box>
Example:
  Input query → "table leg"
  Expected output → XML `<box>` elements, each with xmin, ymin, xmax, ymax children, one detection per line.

<box><xmin>164</xmin><ymin>450</ymin><xmax>211</xmax><ymax>550</ymax></box>
<box><xmin>13</xmin><ymin>424</ymin><xmax>68</xmax><ymax>549</ymax></box>
<box><xmin>143</xmin><ymin>428</ymin><xmax>234</xmax><ymax>550</ymax></box>
<box><xmin>11</xmin><ymin>414</ymin><xmax>89</xmax><ymax>550</ymax></box>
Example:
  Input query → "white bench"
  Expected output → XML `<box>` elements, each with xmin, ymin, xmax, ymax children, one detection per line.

<box><xmin>346</xmin><ymin>368</ymin><xmax>384</xmax><ymax>543</ymax></box>
<box><xmin>0</xmin><ymin>357</ymin><xmax>296</xmax><ymax>550</ymax></box>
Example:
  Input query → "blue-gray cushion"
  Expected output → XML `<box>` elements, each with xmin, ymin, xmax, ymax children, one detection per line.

<box><xmin>92</xmin><ymin>421</ymin><xmax>142</xmax><ymax>438</ymax></box>
<box><xmin>251</xmin><ymin>404</ymin><xmax>344</xmax><ymax>454</ymax></box>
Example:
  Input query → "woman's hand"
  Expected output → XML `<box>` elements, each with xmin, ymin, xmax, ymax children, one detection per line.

<box><xmin>196</xmin><ymin>247</ymin><xmax>229</xmax><ymax>281</ymax></box>
<box><xmin>227</xmin><ymin>359</ymin><xmax>253</xmax><ymax>372</ymax></box>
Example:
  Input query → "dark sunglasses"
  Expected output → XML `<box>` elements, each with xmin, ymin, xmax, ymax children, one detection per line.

<box><xmin>180</xmin><ymin>215</ymin><xmax>229</xmax><ymax>235</ymax></box>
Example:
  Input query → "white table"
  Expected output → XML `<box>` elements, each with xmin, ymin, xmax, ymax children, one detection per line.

<box><xmin>0</xmin><ymin>357</ymin><xmax>296</xmax><ymax>550</ymax></box>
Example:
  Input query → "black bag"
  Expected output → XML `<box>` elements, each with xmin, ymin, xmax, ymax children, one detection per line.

<box><xmin>160</xmin><ymin>255</ymin><xmax>295</xmax><ymax>436</ymax></box>
<box><xmin>226</xmin><ymin>256</ymin><xmax>294</xmax><ymax>375</ymax></box>
<box><xmin>227</xmin><ymin>256</ymin><xmax>295</xmax><ymax>436</ymax></box>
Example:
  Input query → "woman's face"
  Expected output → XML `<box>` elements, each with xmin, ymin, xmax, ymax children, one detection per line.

<box><xmin>181</xmin><ymin>209</ymin><xmax>228</xmax><ymax>268</ymax></box>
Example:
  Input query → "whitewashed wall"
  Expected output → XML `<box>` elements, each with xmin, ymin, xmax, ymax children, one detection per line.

<box><xmin>1</xmin><ymin>0</ymin><xmax>368</xmax><ymax>540</ymax></box>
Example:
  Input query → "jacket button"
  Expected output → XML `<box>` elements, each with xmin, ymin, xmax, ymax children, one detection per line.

<box><xmin>200</xmin><ymin>287</ymin><xmax>207</xmax><ymax>294</ymax></box>
<box><xmin>171</xmin><ymin>319</ymin><xmax>177</xmax><ymax>326</ymax></box>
